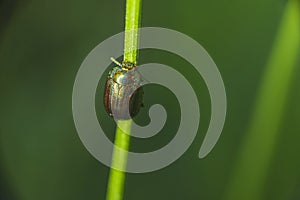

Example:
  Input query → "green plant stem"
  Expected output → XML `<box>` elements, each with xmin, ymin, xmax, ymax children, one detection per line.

<box><xmin>106</xmin><ymin>120</ymin><xmax>132</xmax><ymax>200</ymax></box>
<box><xmin>124</xmin><ymin>0</ymin><xmax>142</xmax><ymax>63</ymax></box>
<box><xmin>224</xmin><ymin>1</ymin><xmax>300</xmax><ymax>200</ymax></box>
<box><xmin>106</xmin><ymin>0</ymin><xmax>142</xmax><ymax>200</ymax></box>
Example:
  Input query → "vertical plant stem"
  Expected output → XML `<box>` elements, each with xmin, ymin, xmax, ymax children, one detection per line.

<box><xmin>124</xmin><ymin>0</ymin><xmax>142</xmax><ymax>63</ymax></box>
<box><xmin>106</xmin><ymin>120</ymin><xmax>132</xmax><ymax>200</ymax></box>
<box><xmin>224</xmin><ymin>1</ymin><xmax>300</xmax><ymax>200</ymax></box>
<box><xmin>106</xmin><ymin>0</ymin><xmax>142</xmax><ymax>200</ymax></box>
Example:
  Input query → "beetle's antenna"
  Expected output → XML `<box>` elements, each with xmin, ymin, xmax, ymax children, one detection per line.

<box><xmin>110</xmin><ymin>57</ymin><xmax>122</xmax><ymax>67</ymax></box>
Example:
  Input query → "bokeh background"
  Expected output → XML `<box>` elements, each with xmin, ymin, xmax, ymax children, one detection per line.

<box><xmin>0</xmin><ymin>0</ymin><xmax>299</xmax><ymax>199</ymax></box>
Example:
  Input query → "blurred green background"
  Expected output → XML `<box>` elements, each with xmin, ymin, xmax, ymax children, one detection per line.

<box><xmin>0</xmin><ymin>0</ymin><xmax>299</xmax><ymax>199</ymax></box>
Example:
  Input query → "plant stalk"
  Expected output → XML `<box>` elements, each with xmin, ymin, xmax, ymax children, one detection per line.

<box><xmin>106</xmin><ymin>0</ymin><xmax>142</xmax><ymax>199</ymax></box>
<box><xmin>224</xmin><ymin>1</ymin><xmax>300</xmax><ymax>200</ymax></box>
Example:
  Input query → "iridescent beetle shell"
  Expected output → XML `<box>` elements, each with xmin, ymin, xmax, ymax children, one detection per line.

<box><xmin>103</xmin><ymin>60</ymin><xmax>143</xmax><ymax>120</ymax></box>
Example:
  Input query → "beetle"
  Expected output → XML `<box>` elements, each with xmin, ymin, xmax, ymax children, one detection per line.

<box><xmin>103</xmin><ymin>57</ymin><xmax>143</xmax><ymax>120</ymax></box>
